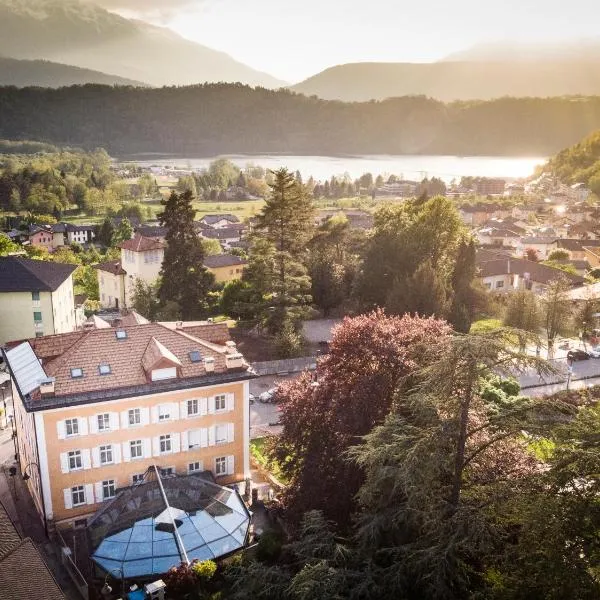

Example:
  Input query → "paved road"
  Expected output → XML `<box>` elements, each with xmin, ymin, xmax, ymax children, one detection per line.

<box><xmin>249</xmin><ymin>374</ymin><xmax>296</xmax><ymax>438</ymax></box>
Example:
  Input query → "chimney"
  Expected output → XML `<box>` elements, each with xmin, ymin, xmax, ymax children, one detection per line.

<box><xmin>39</xmin><ymin>377</ymin><xmax>55</xmax><ymax>397</ymax></box>
<box><xmin>225</xmin><ymin>353</ymin><xmax>244</xmax><ymax>369</ymax></box>
<box><xmin>176</xmin><ymin>321</ymin><xmax>183</xmax><ymax>330</ymax></box>
<box><xmin>203</xmin><ymin>356</ymin><xmax>215</xmax><ymax>373</ymax></box>
<box><xmin>225</xmin><ymin>340</ymin><xmax>237</xmax><ymax>353</ymax></box>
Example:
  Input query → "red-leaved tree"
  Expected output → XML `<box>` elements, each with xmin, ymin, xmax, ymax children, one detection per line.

<box><xmin>270</xmin><ymin>309</ymin><xmax>451</xmax><ymax>526</ymax></box>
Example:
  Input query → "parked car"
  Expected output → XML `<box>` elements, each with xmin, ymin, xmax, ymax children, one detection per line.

<box><xmin>567</xmin><ymin>349</ymin><xmax>590</xmax><ymax>361</ymax></box>
<box><xmin>588</xmin><ymin>347</ymin><xmax>600</xmax><ymax>358</ymax></box>
<box><xmin>249</xmin><ymin>393</ymin><xmax>257</xmax><ymax>404</ymax></box>
<box><xmin>259</xmin><ymin>388</ymin><xmax>278</xmax><ymax>403</ymax></box>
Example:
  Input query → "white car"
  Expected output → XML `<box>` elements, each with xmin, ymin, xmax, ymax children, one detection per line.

<box><xmin>588</xmin><ymin>347</ymin><xmax>600</xmax><ymax>358</ymax></box>
<box><xmin>259</xmin><ymin>388</ymin><xmax>277</xmax><ymax>403</ymax></box>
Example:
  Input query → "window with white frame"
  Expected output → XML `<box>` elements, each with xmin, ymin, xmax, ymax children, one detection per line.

<box><xmin>128</xmin><ymin>408</ymin><xmax>141</xmax><ymax>426</ymax></box>
<box><xmin>188</xmin><ymin>461</ymin><xmax>203</xmax><ymax>474</ymax></box>
<box><xmin>71</xmin><ymin>485</ymin><xmax>86</xmax><ymax>507</ymax></box>
<box><xmin>215</xmin><ymin>424</ymin><xmax>228</xmax><ymax>444</ymax></box>
<box><xmin>68</xmin><ymin>450</ymin><xmax>82</xmax><ymax>471</ymax></box>
<box><xmin>97</xmin><ymin>413</ymin><xmax>110</xmax><ymax>432</ymax></box>
<box><xmin>188</xmin><ymin>429</ymin><xmax>201</xmax><ymax>449</ymax></box>
<box><xmin>132</xmin><ymin>473</ymin><xmax>144</xmax><ymax>485</ymax></box>
<box><xmin>215</xmin><ymin>394</ymin><xmax>226</xmax><ymax>412</ymax></box>
<box><xmin>102</xmin><ymin>480</ymin><xmax>116</xmax><ymax>501</ymax></box>
<box><xmin>160</xmin><ymin>467</ymin><xmax>175</xmax><ymax>477</ymax></box>
<box><xmin>496</xmin><ymin>280</ymin><xmax>504</xmax><ymax>289</ymax></box>
<box><xmin>65</xmin><ymin>418</ymin><xmax>79</xmax><ymax>436</ymax></box>
<box><xmin>99</xmin><ymin>445</ymin><xmax>113</xmax><ymax>465</ymax></box>
<box><xmin>160</xmin><ymin>434</ymin><xmax>172</xmax><ymax>454</ymax></box>
<box><xmin>187</xmin><ymin>399</ymin><xmax>199</xmax><ymax>417</ymax></box>
<box><xmin>215</xmin><ymin>456</ymin><xmax>227</xmax><ymax>476</ymax></box>
<box><xmin>158</xmin><ymin>405</ymin><xmax>171</xmax><ymax>421</ymax></box>
<box><xmin>130</xmin><ymin>440</ymin><xmax>143</xmax><ymax>459</ymax></box>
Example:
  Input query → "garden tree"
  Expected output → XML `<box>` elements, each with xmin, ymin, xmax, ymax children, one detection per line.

<box><xmin>357</xmin><ymin>196</ymin><xmax>465</xmax><ymax>315</ymax></box>
<box><xmin>274</xmin><ymin>319</ymin><xmax>304</xmax><ymax>358</ymax></box>
<box><xmin>177</xmin><ymin>175</ymin><xmax>197</xmax><ymax>197</ymax></box>
<box><xmin>541</xmin><ymin>276</ymin><xmax>573</xmax><ymax>358</ymax></box>
<box><xmin>547</xmin><ymin>249</ymin><xmax>570</xmax><ymax>261</ymax></box>
<box><xmin>158</xmin><ymin>190</ymin><xmax>214</xmax><ymax>320</ymax></box>
<box><xmin>541</xmin><ymin>259</ymin><xmax>578</xmax><ymax>275</ymax></box>
<box><xmin>448</xmin><ymin>238</ymin><xmax>478</xmax><ymax>332</ymax></box>
<box><xmin>220</xmin><ymin>279</ymin><xmax>263</xmax><ymax>321</ymax></box>
<box><xmin>589</xmin><ymin>267</ymin><xmax>600</xmax><ymax>280</ymax></box>
<box><xmin>200</xmin><ymin>238</ymin><xmax>222</xmax><ymax>256</ymax></box>
<box><xmin>574</xmin><ymin>297</ymin><xmax>598</xmax><ymax>339</ymax></box>
<box><xmin>0</xmin><ymin>233</ymin><xmax>19</xmax><ymax>256</ymax></box>
<box><xmin>96</xmin><ymin>216</ymin><xmax>114</xmax><ymax>247</ymax></box>
<box><xmin>349</xmin><ymin>329</ymin><xmax>557</xmax><ymax>599</ymax></box>
<box><xmin>504</xmin><ymin>290</ymin><xmax>541</xmax><ymax>348</ymax></box>
<box><xmin>117</xmin><ymin>202</ymin><xmax>145</xmax><ymax>223</ymax></box>
<box><xmin>111</xmin><ymin>216</ymin><xmax>133</xmax><ymax>246</ymax></box>
<box><xmin>270</xmin><ymin>310</ymin><xmax>451</xmax><ymax>525</ymax></box>
<box><xmin>247</xmin><ymin>168</ymin><xmax>315</xmax><ymax>333</ymax></box>
<box><xmin>131</xmin><ymin>279</ymin><xmax>160</xmax><ymax>320</ymax></box>
<box><xmin>523</xmin><ymin>247</ymin><xmax>539</xmax><ymax>262</ymax></box>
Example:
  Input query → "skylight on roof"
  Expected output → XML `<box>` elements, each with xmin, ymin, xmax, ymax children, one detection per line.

<box><xmin>98</xmin><ymin>364</ymin><xmax>111</xmax><ymax>375</ymax></box>
<box><xmin>70</xmin><ymin>368</ymin><xmax>83</xmax><ymax>379</ymax></box>
<box><xmin>115</xmin><ymin>330</ymin><xmax>127</xmax><ymax>340</ymax></box>
<box><xmin>189</xmin><ymin>350</ymin><xmax>202</xmax><ymax>363</ymax></box>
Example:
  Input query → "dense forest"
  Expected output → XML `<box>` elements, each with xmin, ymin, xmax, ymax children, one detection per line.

<box><xmin>2</xmin><ymin>85</ymin><xmax>600</xmax><ymax>156</ymax></box>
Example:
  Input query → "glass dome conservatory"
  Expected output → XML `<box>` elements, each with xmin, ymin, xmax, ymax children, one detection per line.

<box><xmin>89</xmin><ymin>466</ymin><xmax>251</xmax><ymax>578</ymax></box>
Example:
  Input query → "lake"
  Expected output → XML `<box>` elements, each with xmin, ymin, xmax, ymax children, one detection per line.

<box><xmin>123</xmin><ymin>154</ymin><xmax>546</xmax><ymax>183</ymax></box>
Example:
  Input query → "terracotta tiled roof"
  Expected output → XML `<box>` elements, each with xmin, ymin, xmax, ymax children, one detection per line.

<box><xmin>16</xmin><ymin>331</ymin><xmax>86</xmax><ymax>361</ymax></box>
<box><xmin>94</xmin><ymin>260</ymin><xmax>126</xmax><ymax>276</ymax></box>
<box><xmin>159</xmin><ymin>322</ymin><xmax>231</xmax><ymax>344</ymax></box>
<box><xmin>141</xmin><ymin>336</ymin><xmax>183</xmax><ymax>373</ymax></box>
<box><xmin>119</xmin><ymin>234</ymin><xmax>165</xmax><ymax>252</ymax></box>
<box><xmin>119</xmin><ymin>311</ymin><xmax>150</xmax><ymax>326</ymax></box>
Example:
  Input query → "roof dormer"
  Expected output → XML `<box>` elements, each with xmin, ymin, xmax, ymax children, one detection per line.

<box><xmin>142</xmin><ymin>337</ymin><xmax>182</xmax><ymax>381</ymax></box>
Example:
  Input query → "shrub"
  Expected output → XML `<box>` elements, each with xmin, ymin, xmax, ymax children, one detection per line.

<box><xmin>192</xmin><ymin>559</ymin><xmax>217</xmax><ymax>581</ymax></box>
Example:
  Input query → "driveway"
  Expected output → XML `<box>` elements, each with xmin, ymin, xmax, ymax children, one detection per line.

<box><xmin>249</xmin><ymin>373</ymin><xmax>297</xmax><ymax>438</ymax></box>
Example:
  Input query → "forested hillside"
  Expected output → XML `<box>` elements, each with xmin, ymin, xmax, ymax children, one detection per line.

<box><xmin>545</xmin><ymin>130</ymin><xmax>600</xmax><ymax>188</ymax></box>
<box><xmin>2</xmin><ymin>85</ymin><xmax>600</xmax><ymax>156</ymax></box>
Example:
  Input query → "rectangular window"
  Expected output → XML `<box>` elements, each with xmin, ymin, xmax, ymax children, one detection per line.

<box><xmin>102</xmin><ymin>480</ymin><xmax>116</xmax><ymax>501</ymax></box>
<box><xmin>31</xmin><ymin>291</ymin><xmax>40</xmax><ymax>301</ymax></box>
<box><xmin>160</xmin><ymin>434</ymin><xmax>172</xmax><ymax>454</ymax></box>
<box><xmin>65</xmin><ymin>419</ymin><xmax>79</xmax><ymax>437</ymax></box>
<box><xmin>215</xmin><ymin>456</ymin><xmax>227</xmax><ymax>476</ymax></box>
<box><xmin>188</xmin><ymin>429</ymin><xmax>201</xmax><ymax>449</ymax></box>
<box><xmin>68</xmin><ymin>450</ymin><xmax>82</xmax><ymax>471</ymax></box>
<box><xmin>71</xmin><ymin>486</ymin><xmax>86</xmax><ymax>507</ymax></box>
<box><xmin>99</xmin><ymin>445</ymin><xmax>113</xmax><ymax>465</ymax></box>
<box><xmin>97</xmin><ymin>414</ymin><xmax>110</xmax><ymax>432</ymax></box>
<box><xmin>160</xmin><ymin>467</ymin><xmax>175</xmax><ymax>477</ymax></box>
<box><xmin>215</xmin><ymin>424</ymin><xmax>228</xmax><ymax>445</ymax></box>
<box><xmin>187</xmin><ymin>399</ymin><xmax>199</xmax><ymax>417</ymax></box>
<box><xmin>130</xmin><ymin>440</ymin><xmax>143</xmax><ymax>459</ymax></box>
<box><xmin>158</xmin><ymin>405</ymin><xmax>171</xmax><ymax>421</ymax></box>
<box><xmin>70</xmin><ymin>368</ymin><xmax>83</xmax><ymax>379</ymax></box>
<box><xmin>98</xmin><ymin>364</ymin><xmax>111</xmax><ymax>375</ymax></box>
<box><xmin>188</xmin><ymin>461</ymin><xmax>203</xmax><ymax>474</ymax></box>
<box><xmin>496</xmin><ymin>281</ymin><xmax>505</xmax><ymax>289</ymax></box>
<box><xmin>215</xmin><ymin>394</ymin><xmax>226</xmax><ymax>412</ymax></box>
<box><xmin>33</xmin><ymin>311</ymin><xmax>42</xmax><ymax>322</ymax></box>
<box><xmin>128</xmin><ymin>408</ymin><xmax>141</xmax><ymax>426</ymax></box>
<box><xmin>132</xmin><ymin>473</ymin><xmax>144</xmax><ymax>485</ymax></box>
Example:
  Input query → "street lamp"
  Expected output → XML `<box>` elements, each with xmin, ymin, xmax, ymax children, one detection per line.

<box><xmin>101</xmin><ymin>567</ymin><xmax>125</xmax><ymax>598</ymax></box>
<box><xmin>22</xmin><ymin>462</ymin><xmax>48</xmax><ymax>537</ymax></box>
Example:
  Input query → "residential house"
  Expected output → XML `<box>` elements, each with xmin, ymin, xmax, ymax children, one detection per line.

<box><xmin>583</xmin><ymin>246</ymin><xmax>600</xmax><ymax>268</ymax></box>
<box><xmin>204</xmin><ymin>255</ymin><xmax>248</xmax><ymax>283</ymax></box>
<box><xmin>0</xmin><ymin>257</ymin><xmax>77</xmax><ymax>345</ymax></box>
<box><xmin>65</xmin><ymin>224</ymin><xmax>95</xmax><ymax>245</ymax></box>
<box><xmin>200</xmin><ymin>227</ymin><xmax>245</xmax><ymax>250</ymax></box>
<box><xmin>199</xmin><ymin>214</ymin><xmax>241</xmax><ymax>229</ymax></box>
<box><xmin>459</xmin><ymin>203</ymin><xmax>512</xmax><ymax>226</ymax></box>
<box><xmin>474</xmin><ymin>178</ymin><xmax>506</xmax><ymax>196</ymax></box>
<box><xmin>317</xmin><ymin>209</ymin><xmax>374</xmax><ymax>230</ymax></box>
<box><xmin>96</xmin><ymin>235</ymin><xmax>165</xmax><ymax>310</ymax></box>
<box><xmin>476</xmin><ymin>249</ymin><xmax>585</xmax><ymax>294</ymax></box>
<box><xmin>375</xmin><ymin>180</ymin><xmax>419</xmax><ymax>197</ymax></box>
<box><xmin>135</xmin><ymin>225</ymin><xmax>168</xmax><ymax>243</ymax></box>
<box><xmin>555</xmin><ymin>239</ymin><xmax>600</xmax><ymax>261</ymax></box>
<box><xmin>475</xmin><ymin>226</ymin><xmax>521</xmax><ymax>250</ymax></box>
<box><xmin>3</xmin><ymin>322</ymin><xmax>255</xmax><ymax>527</ymax></box>
<box><xmin>571</xmin><ymin>183</ymin><xmax>591</xmax><ymax>202</ymax></box>
<box><xmin>516</xmin><ymin>237</ymin><xmax>558</xmax><ymax>260</ymax></box>
<box><xmin>50</xmin><ymin>223</ymin><xmax>67</xmax><ymax>248</ymax></box>
<box><xmin>27</xmin><ymin>226</ymin><xmax>55</xmax><ymax>251</ymax></box>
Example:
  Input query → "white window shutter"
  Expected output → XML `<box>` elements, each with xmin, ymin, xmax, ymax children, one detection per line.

<box><xmin>226</xmin><ymin>393</ymin><xmax>235</xmax><ymax>411</ymax></box>
<box><xmin>181</xmin><ymin>431</ymin><xmax>189</xmax><ymax>451</ymax></box>
<box><xmin>151</xmin><ymin>406</ymin><xmax>159</xmax><ymax>423</ymax></box>
<box><xmin>109</xmin><ymin>412</ymin><xmax>119</xmax><ymax>431</ymax></box>
<box><xmin>60</xmin><ymin>453</ymin><xmax>69</xmax><ymax>474</ymax></box>
<box><xmin>208</xmin><ymin>426</ymin><xmax>215</xmax><ymax>447</ymax></box>
<box><xmin>200</xmin><ymin>398</ymin><xmax>208</xmax><ymax>416</ymax></box>
<box><xmin>208</xmin><ymin>397</ymin><xmax>216</xmax><ymax>414</ymax></box>
<box><xmin>227</xmin><ymin>423</ymin><xmax>235</xmax><ymax>443</ymax></box>
<box><xmin>88</xmin><ymin>415</ymin><xmax>98</xmax><ymax>435</ymax></box>
<box><xmin>141</xmin><ymin>407</ymin><xmax>150</xmax><ymax>426</ymax></box>
<box><xmin>79</xmin><ymin>418</ymin><xmax>88</xmax><ymax>436</ymax></box>
<box><xmin>85</xmin><ymin>483</ymin><xmax>95</xmax><ymax>505</ymax></box>
<box><xmin>57</xmin><ymin>421</ymin><xmax>66</xmax><ymax>440</ymax></box>
<box><xmin>180</xmin><ymin>400</ymin><xmax>188</xmax><ymax>418</ymax></box>
<box><xmin>170</xmin><ymin>403</ymin><xmax>180</xmax><ymax>420</ymax></box>
<box><xmin>152</xmin><ymin>436</ymin><xmax>160</xmax><ymax>457</ymax></box>
<box><xmin>94</xmin><ymin>482</ymin><xmax>103</xmax><ymax>503</ymax></box>
<box><xmin>120</xmin><ymin>410</ymin><xmax>129</xmax><ymax>429</ymax></box>
<box><xmin>82</xmin><ymin>449</ymin><xmax>91</xmax><ymax>470</ymax></box>
<box><xmin>143</xmin><ymin>438</ymin><xmax>152</xmax><ymax>458</ymax></box>
<box><xmin>226</xmin><ymin>455</ymin><xmax>235</xmax><ymax>475</ymax></box>
<box><xmin>200</xmin><ymin>428</ymin><xmax>208</xmax><ymax>448</ymax></box>
<box><xmin>172</xmin><ymin>434</ymin><xmax>180</xmax><ymax>454</ymax></box>
<box><xmin>122</xmin><ymin>442</ymin><xmax>131</xmax><ymax>462</ymax></box>
<box><xmin>113</xmin><ymin>444</ymin><xmax>122</xmax><ymax>464</ymax></box>
<box><xmin>63</xmin><ymin>489</ymin><xmax>72</xmax><ymax>509</ymax></box>
<box><xmin>92</xmin><ymin>447</ymin><xmax>100</xmax><ymax>468</ymax></box>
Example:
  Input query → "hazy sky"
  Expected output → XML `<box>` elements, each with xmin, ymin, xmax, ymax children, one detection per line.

<box><xmin>97</xmin><ymin>0</ymin><xmax>600</xmax><ymax>82</ymax></box>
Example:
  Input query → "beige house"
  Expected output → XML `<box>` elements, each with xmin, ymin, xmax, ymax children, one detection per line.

<box><xmin>3</xmin><ymin>322</ymin><xmax>254</xmax><ymax>528</ymax></box>
<box><xmin>0</xmin><ymin>257</ymin><xmax>77</xmax><ymax>345</ymax></box>
<box><xmin>204</xmin><ymin>254</ymin><xmax>247</xmax><ymax>284</ymax></box>
<box><xmin>96</xmin><ymin>234</ymin><xmax>165</xmax><ymax>309</ymax></box>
